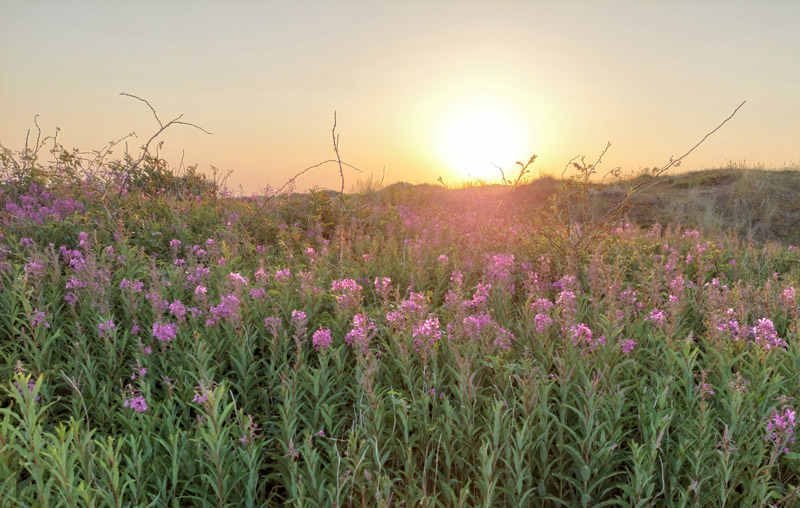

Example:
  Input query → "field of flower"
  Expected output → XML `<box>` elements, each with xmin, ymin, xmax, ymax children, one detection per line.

<box><xmin>3</xmin><ymin>157</ymin><xmax>800</xmax><ymax>506</ymax></box>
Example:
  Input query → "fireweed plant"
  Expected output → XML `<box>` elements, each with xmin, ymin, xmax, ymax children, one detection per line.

<box><xmin>3</xmin><ymin>143</ymin><xmax>800</xmax><ymax>505</ymax></box>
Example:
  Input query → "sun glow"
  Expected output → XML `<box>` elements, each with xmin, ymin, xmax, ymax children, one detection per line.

<box><xmin>435</xmin><ymin>102</ymin><xmax>532</xmax><ymax>182</ymax></box>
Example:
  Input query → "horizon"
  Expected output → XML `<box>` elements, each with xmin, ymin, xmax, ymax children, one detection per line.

<box><xmin>2</xmin><ymin>1</ymin><xmax>799</xmax><ymax>194</ymax></box>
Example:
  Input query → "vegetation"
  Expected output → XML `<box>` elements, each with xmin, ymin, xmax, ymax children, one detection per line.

<box><xmin>3</xmin><ymin>125</ymin><xmax>800</xmax><ymax>506</ymax></box>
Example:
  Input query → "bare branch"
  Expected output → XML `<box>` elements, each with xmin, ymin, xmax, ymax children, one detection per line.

<box><xmin>561</xmin><ymin>154</ymin><xmax>581</xmax><ymax>179</ymax></box>
<box><xmin>574</xmin><ymin>100</ymin><xmax>747</xmax><ymax>251</ymax></box>
<box><xmin>588</xmin><ymin>142</ymin><xmax>612</xmax><ymax>182</ymax></box>
<box><xmin>120</xmin><ymin>92</ymin><xmax>163</xmax><ymax>129</ymax></box>
<box><xmin>33</xmin><ymin>114</ymin><xmax>43</xmax><ymax>153</ymax></box>
<box><xmin>489</xmin><ymin>154</ymin><xmax>537</xmax><ymax>226</ymax></box>
<box><xmin>245</xmin><ymin>158</ymin><xmax>365</xmax><ymax>229</ymax></box>
<box><xmin>333</xmin><ymin>111</ymin><xmax>347</xmax><ymax>271</ymax></box>
<box><xmin>116</xmin><ymin>93</ymin><xmax>213</xmax><ymax>198</ymax></box>
<box><xmin>244</xmin><ymin>112</ymin><xmax>365</xmax><ymax>234</ymax></box>
<box><xmin>649</xmin><ymin>100</ymin><xmax>746</xmax><ymax>180</ymax></box>
<box><xmin>492</xmin><ymin>163</ymin><xmax>507</xmax><ymax>185</ymax></box>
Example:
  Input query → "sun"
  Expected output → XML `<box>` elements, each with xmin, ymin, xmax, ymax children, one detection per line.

<box><xmin>435</xmin><ymin>102</ymin><xmax>531</xmax><ymax>182</ymax></box>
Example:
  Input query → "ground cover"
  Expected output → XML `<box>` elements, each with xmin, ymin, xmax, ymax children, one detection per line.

<box><xmin>3</xmin><ymin>164</ymin><xmax>800</xmax><ymax>506</ymax></box>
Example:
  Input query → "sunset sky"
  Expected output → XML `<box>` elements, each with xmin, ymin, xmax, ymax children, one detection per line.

<box><xmin>2</xmin><ymin>1</ymin><xmax>798</xmax><ymax>194</ymax></box>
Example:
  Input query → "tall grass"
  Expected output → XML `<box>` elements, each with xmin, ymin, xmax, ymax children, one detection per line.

<box><xmin>2</xmin><ymin>138</ymin><xmax>800</xmax><ymax>506</ymax></box>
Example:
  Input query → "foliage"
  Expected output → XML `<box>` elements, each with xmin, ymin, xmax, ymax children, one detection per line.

<box><xmin>2</xmin><ymin>149</ymin><xmax>800</xmax><ymax>507</ymax></box>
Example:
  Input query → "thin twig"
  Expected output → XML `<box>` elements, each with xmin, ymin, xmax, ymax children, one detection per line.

<box><xmin>116</xmin><ymin>93</ymin><xmax>213</xmax><ymax>199</ymax></box>
<box><xmin>489</xmin><ymin>154</ymin><xmax>538</xmax><ymax>227</ymax></box>
<box><xmin>120</xmin><ymin>92</ymin><xmax>163</xmax><ymax>129</ymax></box>
<box><xmin>492</xmin><ymin>163</ymin><xmax>507</xmax><ymax>185</ymax></box>
<box><xmin>575</xmin><ymin>100</ymin><xmax>746</xmax><ymax>251</ymax></box>
<box><xmin>332</xmin><ymin>111</ymin><xmax>346</xmax><ymax>272</ymax></box>
<box><xmin>245</xmin><ymin>158</ymin><xmax>364</xmax><ymax>229</ymax></box>
<box><xmin>588</xmin><ymin>142</ymin><xmax>612</xmax><ymax>182</ymax></box>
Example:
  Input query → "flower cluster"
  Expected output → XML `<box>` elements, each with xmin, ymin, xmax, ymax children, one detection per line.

<box><xmin>646</xmin><ymin>309</ymin><xmax>665</xmax><ymax>327</ymax></box>
<box><xmin>345</xmin><ymin>313</ymin><xmax>376</xmax><ymax>354</ymax></box>
<box><xmin>207</xmin><ymin>294</ymin><xmax>241</xmax><ymax>326</ymax></box>
<box><xmin>751</xmin><ymin>318</ymin><xmax>785</xmax><ymax>351</ymax></box>
<box><xmin>569</xmin><ymin>323</ymin><xmax>605</xmax><ymax>352</ymax></box>
<box><xmin>98</xmin><ymin>319</ymin><xmax>116</xmax><ymax>339</ymax></box>
<box><xmin>312</xmin><ymin>328</ymin><xmax>333</xmax><ymax>353</ymax></box>
<box><xmin>153</xmin><ymin>321</ymin><xmax>178</xmax><ymax>342</ymax></box>
<box><xmin>484</xmin><ymin>253</ymin><xmax>514</xmax><ymax>286</ymax></box>
<box><xmin>620</xmin><ymin>339</ymin><xmax>637</xmax><ymax>354</ymax></box>
<box><xmin>31</xmin><ymin>309</ymin><xmax>50</xmax><ymax>329</ymax></box>
<box><xmin>331</xmin><ymin>278</ymin><xmax>363</xmax><ymax>311</ymax></box>
<box><xmin>766</xmin><ymin>404</ymin><xmax>797</xmax><ymax>454</ymax></box>
<box><xmin>412</xmin><ymin>316</ymin><xmax>441</xmax><ymax>361</ymax></box>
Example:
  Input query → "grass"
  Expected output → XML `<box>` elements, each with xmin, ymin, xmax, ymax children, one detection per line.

<box><xmin>2</xmin><ymin>148</ymin><xmax>800</xmax><ymax>506</ymax></box>
<box><xmin>379</xmin><ymin>166</ymin><xmax>800</xmax><ymax>245</ymax></box>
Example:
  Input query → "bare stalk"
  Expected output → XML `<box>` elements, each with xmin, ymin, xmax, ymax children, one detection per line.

<box><xmin>332</xmin><ymin>111</ymin><xmax>346</xmax><ymax>272</ymax></box>
<box><xmin>489</xmin><ymin>154</ymin><xmax>538</xmax><ymax>226</ymax></box>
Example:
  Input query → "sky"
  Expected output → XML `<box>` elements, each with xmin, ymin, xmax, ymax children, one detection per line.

<box><xmin>1</xmin><ymin>1</ymin><xmax>798</xmax><ymax>194</ymax></box>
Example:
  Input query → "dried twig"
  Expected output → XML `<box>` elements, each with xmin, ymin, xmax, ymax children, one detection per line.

<box><xmin>116</xmin><ymin>93</ymin><xmax>213</xmax><ymax>198</ymax></box>
<box><xmin>571</xmin><ymin>100</ymin><xmax>746</xmax><ymax>252</ymax></box>
<box><xmin>245</xmin><ymin>157</ymin><xmax>363</xmax><ymax>229</ymax></box>
<box><xmin>333</xmin><ymin>111</ymin><xmax>347</xmax><ymax>271</ymax></box>
<box><xmin>489</xmin><ymin>154</ymin><xmax>538</xmax><ymax>227</ymax></box>
<box><xmin>245</xmin><ymin>112</ymin><xmax>364</xmax><ymax>241</ymax></box>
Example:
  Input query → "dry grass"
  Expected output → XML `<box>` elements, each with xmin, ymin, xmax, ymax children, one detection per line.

<box><xmin>378</xmin><ymin>167</ymin><xmax>800</xmax><ymax>244</ymax></box>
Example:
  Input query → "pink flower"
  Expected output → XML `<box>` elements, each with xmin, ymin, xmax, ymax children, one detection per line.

<box><xmin>264</xmin><ymin>316</ymin><xmax>283</xmax><ymax>339</ymax></box>
<box><xmin>570</xmin><ymin>323</ymin><xmax>605</xmax><ymax>351</ymax></box>
<box><xmin>412</xmin><ymin>316</ymin><xmax>442</xmax><ymax>360</ymax></box>
<box><xmin>193</xmin><ymin>382</ymin><xmax>215</xmax><ymax>405</ymax></box>
<box><xmin>466</xmin><ymin>283</ymin><xmax>492</xmax><ymax>309</ymax></box>
<box><xmin>620</xmin><ymin>339</ymin><xmax>637</xmax><ymax>354</ymax></box>
<box><xmin>98</xmin><ymin>319</ymin><xmax>116</xmax><ymax>339</ymax></box>
<box><xmin>534</xmin><ymin>313</ymin><xmax>553</xmax><ymax>333</ymax></box>
<box><xmin>647</xmin><ymin>309</ymin><xmax>665</xmax><ymax>327</ymax></box>
<box><xmin>532</xmin><ymin>298</ymin><xmax>554</xmax><ymax>313</ymax></box>
<box><xmin>345</xmin><ymin>313</ymin><xmax>376</xmax><ymax>354</ymax></box>
<box><xmin>556</xmin><ymin>290</ymin><xmax>576</xmax><ymax>313</ymax></box>
<box><xmin>484</xmin><ymin>254</ymin><xmax>514</xmax><ymax>285</ymax></box>
<box><xmin>229</xmin><ymin>272</ymin><xmax>249</xmax><ymax>285</ymax></box>
<box><xmin>124</xmin><ymin>395</ymin><xmax>148</xmax><ymax>413</ymax></box>
<box><xmin>152</xmin><ymin>321</ymin><xmax>178</xmax><ymax>342</ymax></box>
<box><xmin>752</xmin><ymin>318</ymin><xmax>785</xmax><ymax>350</ymax></box>
<box><xmin>782</xmin><ymin>287</ymin><xmax>796</xmax><ymax>306</ymax></box>
<box><xmin>332</xmin><ymin>278</ymin><xmax>363</xmax><ymax>310</ymax></box>
<box><xmin>291</xmin><ymin>310</ymin><xmax>308</xmax><ymax>331</ymax></box>
<box><xmin>493</xmin><ymin>327</ymin><xmax>514</xmax><ymax>351</ymax></box>
<box><xmin>169</xmin><ymin>300</ymin><xmax>186</xmax><ymax>320</ymax></box>
<box><xmin>766</xmin><ymin>405</ymin><xmax>797</xmax><ymax>454</ymax></box>
<box><xmin>462</xmin><ymin>314</ymin><xmax>495</xmax><ymax>340</ymax></box>
<box><xmin>312</xmin><ymin>328</ymin><xmax>333</xmax><ymax>352</ymax></box>
<box><xmin>374</xmin><ymin>277</ymin><xmax>392</xmax><ymax>300</ymax></box>
<box><xmin>31</xmin><ymin>309</ymin><xmax>50</xmax><ymax>329</ymax></box>
<box><xmin>274</xmin><ymin>268</ymin><xmax>292</xmax><ymax>282</ymax></box>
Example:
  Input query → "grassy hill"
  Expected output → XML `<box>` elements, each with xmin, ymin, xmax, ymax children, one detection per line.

<box><xmin>374</xmin><ymin>167</ymin><xmax>800</xmax><ymax>244</ymax></box>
